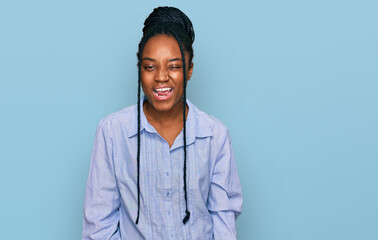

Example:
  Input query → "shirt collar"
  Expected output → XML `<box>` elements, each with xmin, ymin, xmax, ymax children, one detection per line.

<box><xmin>126</xmin><ymin>97</ymin><xmax>213</xmax><ymax>145</ymax></box>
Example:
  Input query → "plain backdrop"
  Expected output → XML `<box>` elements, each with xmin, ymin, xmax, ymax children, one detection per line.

<box><xmin>1</xmin><ymin>0</ymin><xmax>377</xmax><ymax>239</ymax></box>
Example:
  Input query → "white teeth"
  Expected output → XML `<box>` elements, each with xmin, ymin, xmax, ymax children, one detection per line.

<box><xmin>155</xmin><ymin>88</ymin><xmax>172</xmax><ymax>92</ymax></box>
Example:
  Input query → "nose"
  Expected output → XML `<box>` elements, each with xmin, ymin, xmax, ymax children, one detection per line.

<box><xmin>155</xmin><ymin>67</ymin><xmax>169</xmax><ymax>82</ymax></box>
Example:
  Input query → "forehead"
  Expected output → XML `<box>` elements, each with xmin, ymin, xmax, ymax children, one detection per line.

<box><xmin>142</xmin><ymin>35</ymin><xmax>181</xmax><ymax>58</ymax></box>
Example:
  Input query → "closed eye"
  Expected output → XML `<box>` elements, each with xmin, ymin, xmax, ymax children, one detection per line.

<box><xmin>168</xmin><ymin>66</ymin><xmax>183</xmax><ymax>70</ymax></box>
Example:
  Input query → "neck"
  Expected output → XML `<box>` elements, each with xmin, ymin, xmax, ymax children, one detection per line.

<box><xmin>143</xmin><ymin>99</ymin><xmax>188</xmax><ymax>127</ymax></box>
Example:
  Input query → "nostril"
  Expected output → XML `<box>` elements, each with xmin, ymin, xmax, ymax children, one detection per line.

<box><xmin>155</xmin><ymin>71</ymin><xmax>169</xmax><ymax>81</ymax></box>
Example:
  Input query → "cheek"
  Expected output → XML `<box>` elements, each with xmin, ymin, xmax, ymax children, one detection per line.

<box><xmin>141</xmin><ymin>70</ymin><xmax>153</xmax><ymax>79</ymax></box>
<box><xmin>141</xmin><ymin>72</ymin><xmax>154</xmax><ymax>85</ymax></box>
<box><xmin>169</xmin><ymin>72</ymin><xmax>182</xmax><ymax>80</ymax></box>
<box><xmin>169</xmin><ymin>71</ymin><xmax>185</xmax><ymax>82</ymax></box>
<box><xmin>140</xmin><ymin>78</ymin><xmax>151</xmax><ymax>94</ymax></box>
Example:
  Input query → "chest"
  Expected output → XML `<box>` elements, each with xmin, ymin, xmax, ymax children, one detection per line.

<box><xmin>113</xmin><ymin>132</ymin><xmax>213</xmax><ymax>197</ymax></box>
<box><xmin>152</xmin><ymin>123</ymin><xmax>183</xmax><ymax>148</ymax></box>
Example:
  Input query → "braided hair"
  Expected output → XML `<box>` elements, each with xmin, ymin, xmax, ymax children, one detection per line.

<box><xmin>135</xmin><ymin>7</ymin><xmax>195</xmax><ymax>225</ymax></box>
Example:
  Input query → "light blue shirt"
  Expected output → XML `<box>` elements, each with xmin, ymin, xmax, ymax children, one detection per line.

<box><xmin>82</xmin><ymin>99</ymin><xmax>243</xmax><ymax>240</ymax></box>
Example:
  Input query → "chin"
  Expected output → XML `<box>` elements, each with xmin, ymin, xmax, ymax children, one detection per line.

<box><xmin>145</xmin><ymin>93</ymin><xmax>183</xmax><ymax>113</ymax></box>
<box><xmin>146</xmin><ymin>98</ymin><xmax>171</xmax><ymax>111</ymax></box>
<box><xmin>153</xmin><ymin>102</ymin><xmax>176</xmax><ymax>112</ymax></box>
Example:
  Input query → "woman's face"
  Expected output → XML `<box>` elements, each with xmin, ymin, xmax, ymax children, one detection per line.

<box><xmin>141</xmin><ymin>34</ymin><xmax>193</xmax><ymax>113</ymax></box>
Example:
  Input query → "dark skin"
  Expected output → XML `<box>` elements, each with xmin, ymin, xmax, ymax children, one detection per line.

<box><xmin>141</xmin><ymin>35</ymin><xmax>193</xmax><ymax>147</ymax></box>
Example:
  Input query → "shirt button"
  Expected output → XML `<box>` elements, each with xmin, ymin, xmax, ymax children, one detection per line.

<box><xmin>165</xmin><ymin>172</ymin><xmax>169</xmax><ymax>176</ymax></box>
<box><xmin>166</xmin><ymin>191</ymin><xmax>170</xmax><ymax>197</ymax></box>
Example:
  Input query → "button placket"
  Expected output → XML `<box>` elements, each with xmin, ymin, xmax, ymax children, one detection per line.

<box><xmin>162</xmin><ymin>141</ymin><xmax>176</xmax><ymax>239</ymax></box>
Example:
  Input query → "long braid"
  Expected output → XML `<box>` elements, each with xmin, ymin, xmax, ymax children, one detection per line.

<box><xmin>173</xmin><ymin>34</ymin><xmax>190</xmax><ymax>224</ymax></box>
<box><xmin>135</xmin><ymin>37</ymin><xmax>148</xmax><ymax>225</ymax></box>
<box><xmin>136</xmin><ymin>51</ymin><xmax>141</xmax><ymax>225</ymax></box>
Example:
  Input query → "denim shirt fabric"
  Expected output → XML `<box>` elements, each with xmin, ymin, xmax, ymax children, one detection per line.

<box><xmin>82</xmin><ymin>99</ymin><xmax>243</xmax><ymax>240</ymax></box>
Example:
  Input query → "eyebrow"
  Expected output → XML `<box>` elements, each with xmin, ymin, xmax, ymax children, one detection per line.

<box><xmin>141</xmin><ymin>57</ymin><xmax>182</xmax><ymax>62</ymax></box>
<box><xmin>168</xmin><ymin>58</ymin><xmax>182</xmax><ymax>62</ymax></box>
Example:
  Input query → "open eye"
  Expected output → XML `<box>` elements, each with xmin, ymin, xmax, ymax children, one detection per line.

<box><xmin>143</xmin><ymin>65</ymin><xmax>156</xmax><ymax>71</ymax></box>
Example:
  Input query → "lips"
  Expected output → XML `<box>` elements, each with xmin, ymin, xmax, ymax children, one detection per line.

<box><xmin>153</xmin><ymin>87</ymin><xmax>173</xmax><ymax>100</ymax></box>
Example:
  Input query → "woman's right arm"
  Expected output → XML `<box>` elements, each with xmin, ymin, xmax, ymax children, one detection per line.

<box><xmin>82</xmin><ymin>119</ymin><xmax>121</xmax><ymax>240</ymax></box>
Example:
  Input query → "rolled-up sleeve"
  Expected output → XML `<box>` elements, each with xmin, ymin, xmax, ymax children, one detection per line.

<box><xmin>207</xmin><ymin>125</ymin><xmax>243</xmax><ymax>240</ymax></box>
<box><xmin>82</xmin><ymin>120</ymin><xmax>121</xmax><ymax>240</ymax></box>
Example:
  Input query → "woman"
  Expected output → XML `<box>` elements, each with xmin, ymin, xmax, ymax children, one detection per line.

<box><xmin>82</xmin><ymin>6</ymin><xmax>242</xmax><ymax>240</ymax></box>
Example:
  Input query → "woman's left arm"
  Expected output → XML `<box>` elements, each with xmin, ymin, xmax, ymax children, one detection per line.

<box><xmin>207</xmin><ymin>125</ymin><xmax>243</xmax><ymax>240</ymax></box>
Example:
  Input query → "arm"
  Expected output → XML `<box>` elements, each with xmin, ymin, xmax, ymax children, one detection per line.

<box><xmin>82</xmin><ymin>120</ymin><xmax>121</xmax><ymax>240</ymax></box>
<box><xmin>207</xmin><ymin>126</ymin><xmax>243</xmax><ymax>240</ymax></box>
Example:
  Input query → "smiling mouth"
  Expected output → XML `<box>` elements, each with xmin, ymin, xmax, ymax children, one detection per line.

<box><xmin>153</xmin><ymin>87</ymin><xmax>173</xmax><ymax>100</ymax></box>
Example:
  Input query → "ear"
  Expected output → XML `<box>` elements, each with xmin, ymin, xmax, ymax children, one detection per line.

<box><xmin>186</xmin><ymin>62</ymin><xmax>194</xmax><ymax>81</ymax></box>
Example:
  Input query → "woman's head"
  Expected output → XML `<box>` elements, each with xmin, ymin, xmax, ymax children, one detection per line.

<box><xmin>137</xmin><ymin>6</ymin><xmax>195</xmax><ymax>114</ymax></box>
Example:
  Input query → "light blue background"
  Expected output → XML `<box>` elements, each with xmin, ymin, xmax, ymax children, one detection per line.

<box><xmin>1</xmin><ymin>0</ymin><xmax>377</xmax><ymax>239</ymax></box>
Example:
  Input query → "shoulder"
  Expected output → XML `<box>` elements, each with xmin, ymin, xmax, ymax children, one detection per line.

<box><xmin>96</xmin><ymin>104</ymin><xmax>137</xmax><ymax>134</ymax></box>
<box><xmin>101</xmin><ymin>104</ymin><xmax>137</xmax><ymax>124</ymax></box>
<box><xmin>188</xmin><ymin>100</ymin><xmax>229</xmax><ymax>139</ymax></box>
